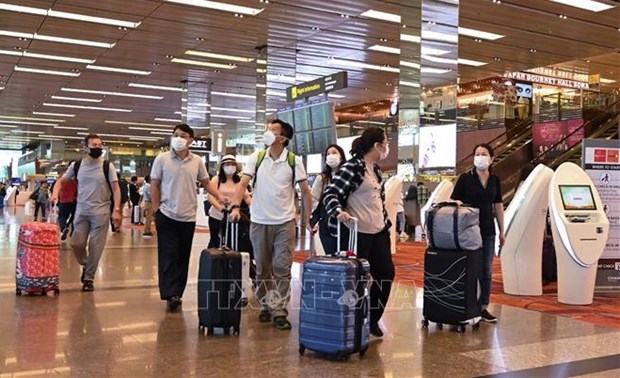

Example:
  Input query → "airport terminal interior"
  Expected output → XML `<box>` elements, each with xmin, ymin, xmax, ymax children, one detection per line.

<box><xmin>0</xmin><ymin>0</ymin><xmax>619</xmax><ymax>377</ymax></box>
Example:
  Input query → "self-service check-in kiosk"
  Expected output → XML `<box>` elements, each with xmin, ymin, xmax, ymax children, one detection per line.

<box><xmin>549</xmin><ymin>162</ymin><xmax>609</xmax><ymax>305</ymax></box>
<box><xmin>420</xmin><ymin>180</ymin><xmax>454</xmax><ymax>231</ymax></box>
<box><xmin>500</xmin><ymin>164</ymin><xmax>554</xmax><ymax>296</ymax></box>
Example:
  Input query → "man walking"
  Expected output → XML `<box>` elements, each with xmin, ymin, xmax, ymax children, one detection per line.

<box><xmin>52</xmin><ymin>134</ymin><xmax>121</xmax><ymax>292</ymax></box>
<box><xmin>151</xmin><ymin>124</ymin><xmax>224</xmax><ymax>312</ymax></box>
<box><xmin>230</xmin><ymin>119</ymin><xmax>313</xmax><ymax>330</ymax></box>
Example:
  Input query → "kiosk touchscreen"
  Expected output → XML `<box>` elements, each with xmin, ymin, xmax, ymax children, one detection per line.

<box><xmin>500</xmin><ymin>164</ymin><xmax>553</xmax><ymax>296</ymax></box>
<box><xmin>549</xmin><ymin>162</ymin><xmax>609</xmax><ymax>305</ymax></box>
<box><xmin>420</xmin><ymin>180</ymin><xmax>454</xmax><ymax>231</ymax></box>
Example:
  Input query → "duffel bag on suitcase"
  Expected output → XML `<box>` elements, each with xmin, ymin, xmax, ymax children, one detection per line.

<box><xmin>16</xmin><ymin>222</ymin><xmax>61</xmax><ymax>296</ymax></box>
<box><xmin>426</xmin><ymin>202</ymin><xmax>482</xmax><ymax>251</ymax></box>
<box><xmin>422</xmin><ymin>247</ymin><xmax>481</xmax><ymax>332</ymax></box>
<box><xmin>299</xmin><ymin>218</ymin><xmax>370</xmax><ymax>360</ymax></box>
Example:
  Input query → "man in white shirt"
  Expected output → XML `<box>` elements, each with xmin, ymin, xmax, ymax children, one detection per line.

<box><xmin>230</xmin><ymin>120</ymin><xmax>313</xmax><ymax>330</ymax></box>
<box><xmin>150</xmin><ymin>124</ymin><xmax>224</xmax><ymax>312</ymax></box>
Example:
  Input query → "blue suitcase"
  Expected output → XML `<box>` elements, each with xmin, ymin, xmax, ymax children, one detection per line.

<box><xmin>298</xmin><ymin>256</ymin><xmax>370</xmax><ymax>360</ymax></box>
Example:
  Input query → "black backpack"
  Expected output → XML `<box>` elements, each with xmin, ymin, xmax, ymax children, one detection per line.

<box><xmin>73</xmin><ymin>159</ymin><xmax>114</xmax><ymax>200</ymax></box>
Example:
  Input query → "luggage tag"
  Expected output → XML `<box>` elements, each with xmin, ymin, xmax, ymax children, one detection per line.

<box><xmin>336</xmin><ymin>217</ymin><xmax>358</xmax><ymax>258</ymax></box>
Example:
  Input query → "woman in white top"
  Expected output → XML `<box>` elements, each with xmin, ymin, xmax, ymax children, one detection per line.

<box><xmin>310</xmin><ymin>144</ymin><xmax>346</xmax><ymax>254</ymax></box>
<box><xmin>208</xmin><ymin>155</ymin><xmax>252</xmax><ymax>248</ymax></box>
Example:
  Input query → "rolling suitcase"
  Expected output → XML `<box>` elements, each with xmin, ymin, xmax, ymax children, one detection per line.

<box><xmin>421</xmin><ymin>247</ymin><xmax>482</xmax><ymax>332</ymax></box>
<box><xmin>299</xmin><ymin>219</ymin><xmax>371</xmax><ymax>360</ymax></box>
<box><xmin>16</xmin><ymin>222</ymin><xmax>61</xmax><ymax>296</ymax></box>
<box><xmin>132</xmin><ymin>205</ymin><xmax>141</xmax><ymax>224</ymax></box>
<box><xmin>197</xmin><ymin>218</ymin><xmax>249</xmax><ymax>335</ymax></box>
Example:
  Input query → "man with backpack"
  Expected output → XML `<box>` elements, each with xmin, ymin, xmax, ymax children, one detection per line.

<box><xmin>230</xmin><ymin>119</ymin><xmax>314</xmax><ymax>330</ymax></box>
<box><xmin>52</xmin><ymin>134</ymin><xmax>121</xmax><ymax>292</ymax></box>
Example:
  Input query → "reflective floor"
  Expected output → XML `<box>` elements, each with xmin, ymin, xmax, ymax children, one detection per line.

<box><xmin>1</xmin><ymin>207</ymin><xmax>619</xmax><ymax>377</ymax></box>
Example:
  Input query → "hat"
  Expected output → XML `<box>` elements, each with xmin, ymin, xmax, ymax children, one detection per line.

<box><xmin>221</xmin><ymin>154</ymin><xmax>237</xmax><ymax>164</ymax></box>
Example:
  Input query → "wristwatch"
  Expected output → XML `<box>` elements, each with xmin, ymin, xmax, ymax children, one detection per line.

<box><xmin>230</xmin><ymin>204</ymin><xmax>240</xmax><ymax>210</ymax></box>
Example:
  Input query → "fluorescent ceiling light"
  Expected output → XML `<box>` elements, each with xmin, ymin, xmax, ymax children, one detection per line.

<box><xmin>210</xmin><ymin>122</ymin><xmax>226</xmax><ymax>126</ymax></box>
<box><xmin>0</xmin><ymin>49</ymin><xmax>94</xmax><ymax>63</ymax></box>
<box><xmin>0</xmin><ymin>3</ymin><xmax>140</xmax><ymax>27</ymax></box>
<box><xmin>51</xmin><ymin>96</ymin><xmax>102</xmax><ymax>103</ymax></box>
<box><xmin>266</xmin><ymin>90</ymin><xmax>287</xmax><ymax>98</ymax></box>
<box><xmin>401</xmin><ymin>34</ymin><xmax>421</xmax><ymax>43</ymax></box>
<box><xmin>0</xmin><ymin>86</ymin><xmax>4</xmax><ymax>90</ymax></box>
<box><xmin>0</xmin><ymin>115</ymin><xmax>65</xmax><ymax>122</ymax></box>
<box><xmin>360</xmin><ymin>9</ymin><xmax>400</xmax><ymax>23</ymax></box>
<box><xmin>174</xmin><ymin>110</ymin><xmax>210</xmax><ymax>115</ymax></box>
<box><xmin>600</xmin><ymin>78</ymin><xmax>616</xmax><ymax>84</ymax></box>
<box><xmin>164</xmin><ymin>0</ymin><xmax>264</xmax><ymax>16</ymax></box>
<box><xmin>15</xmin><ymin>65</ymin><xmax>80</xmax><ymax>77</ymax></box>
<box><xmin>171</xmin><ymin>58</ymin><xmax>237</xmax><ymax>69</ymax></box>
<box><xmin>33</xmin><ymin>112</ymin><xmax>75</xmax><ymax>117</ymax></box>
<box><xmin>421</xmin><ymin>67</ymin><xmax>451</xmax><ymax>74</ymax></box>
<box><xmin>0</xmin><ymin>30</ymin><xmax>113</xmax><ymax>48</ymax></box>
<box><xmin>328</xmin><ymin>58</ymin><xmax>399</xmax><ymax>73</ymax></box>
<box><xmin>11</xmin><ymin>130</ymin><xmax>42</xmax><ymax>134</ymax></box>
<box><xmin>458</xmin><ymin>58</ymin><xmax>488</xmax><ymax>66</ymax></box>
<box><xmin>267</xmin><ymin>74</ymin><xmax>296</xmax><ymax>84</ymax></box>
<box><xmin>128</xmin><ymin>83</ymin><xmax>185</xmax><ymax>92</ymax></box>
<box><xmin>237</xmin><ymin>120</ymin><xmax>255</xmax><ymax>123</ymax></box>
<box><xmin>423</xmin><ymin>47</ymin><xmax>450</xmax><ymax>56</ymax></box>
<box><xmin>211</xmin><ymin>91</ymin><xmax>255</xmax><ymax>99</ymax></box>
<box><xmin>87</xmin><ymin>65</ymin><xmax>151</xmax><ymax>75</ymax></box>
<box><xmin>458</xmin><ymin>27</ymin><xmax>504</xmax><ymax>41</ymax></box>
<box><xmin>185</xmin><ymin>50</ymin><xmax>254</xmax><ymax>62</ymax></box>
<box><xmin>150</xmin><ymin>131</ymin><xmax>173</xmax><ymax>136</ymax></box>
<box><xmin>77</xmin><ymin>131</ymin><xmax>162</xmax><ymax>141</ymax></box>
<box><xmin>53</xmin><ymin>126</ymin><xmax>89</xmax><ymax>130</ymax></box>
<box><xmin>422</xmin><ymin>30</ymin><xmax>458</xmax><ymax>43</ymax></box>
<box><xmin>266</xmin><ymin>108</ymin><xmax>278</xmax><ymax>112</ymax></box>
<box><xmin>210</xmin><ymin>114</ymin><xmax>251</xmax><ymax>120</ymax></box>
<box><xmin>548</xmin><ymin>0</ymin><xmax>614</xmax><ymax>12</ymax></box>
<box><xmin>368</xmin><ymin>45</ymin><xmax>400</xmax><ymax>55</ymax></box>
<box><xmin>105</xmin><ymin>121</ymin><xmax>171</xmax><ymax>127</ymax></box>
<box><xmin>210</xmin><ymin>107</ymin><xmax>255</xmax><ymax>113</ymax></box>
<box><xmin>61</xmin><ymin>88</ymin><xmax>163</xmax><ymax>99</ymax></box>
<box><xmin>399</xmin><ymin>80</ymin><xmax>420</xmax><ymax>88</ymax></box>
<box><xmin>328</xmin><ymin>93</ymin><xmax>345</xmax><ymax>98</ymax></box>
<box><xmin>129</xmin><ymin>127</ymin><xmax>173</xmax><ymax>132</ymax></box>
<box><xmin>0</xmin><ymin>119</ymin><xmax>56</xmax><ymax>126</ymax></box>
<box><xmin>43</xmin><ymin>103</ymin><xmax>132</xmax><ymax>112</ymax></box>
<box><xmin>154</xmin><ymin>118</ymin><xmax>182</xmax><ymax>122</ymax></box>
<box><xmin>256</xmin><ymin>83</ymin><xmax>267</xmax><ymax>88</ymax></box>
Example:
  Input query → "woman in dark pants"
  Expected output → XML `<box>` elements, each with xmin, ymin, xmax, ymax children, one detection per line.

<box><xmin>310</xmin><ymin>144</ymin><xmax>346</xmax><ymax>255</ymax></box>
<box><xmin>451</xmin><ymin>143</ymin><xmax>505</xmax><ymax>323</ymax></box>
<box><xmin>323</xmin><ymin>127</ymin><xmax>395</xmax><ymax>338</ymax></box>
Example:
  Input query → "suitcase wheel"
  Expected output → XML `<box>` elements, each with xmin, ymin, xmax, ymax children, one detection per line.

<box><xmin>16</xmin><ymin>288</ymin><xmax>21</xmax><ymax>296</ymax></box>
<box><xmin>472</xmin><ymin>322</ymin><xmax>480</xmax><ymax>331</ymax></box>
<box><xmin>223</xmin><ymin>327</ymin><xmax>230</xmax><ymax>336</ymax></box>
<box><xmin>335</xmin><ymin>352</ymin><xmax>348</xmax><ymax>362</ymax></box>
<box><xmin>54</xmin><ymin>289</ymin><xmax>60</xmax><ymax>296</ymax></box>
<box><xmin>298</xmin><ymin>344</ymin><xmax>305</xmax><ymax>356</ymax></box>
<box><xmin>455</xmin><ymin>324</ymin><xmax>466</xmax><ymax>333</ymax></box>
<box><xmin>436</xmin><ymin>323</ymin><xmax>443</xmax><ymax>330</ymax></box>
<box><xmin>421</xmin><ymin>319</ymin><xmax>429</xmax><ymax>329</ymax></box>
<box><xmin>359</xmin><ymin>347</ymin><xmax>368</xmax><ymax>357</ymax></box>
<box><xmin>233</xmin><ymin>326</ymin><xmax>240</xmax><ymax>336</ymax></box>
<box><xmin>207</xmin><ymin>327</ymin><xmax>214</xmax><ymax>336</ymax></box>
<box><xmin>240</xmin><ymin>298</ymin><xmax>248</xmax><ymax>308</ymax></box>
<box><xmin>40</xmin><ymin>290</ymin><xmax>47</xmax><ymax>296</ymax></box>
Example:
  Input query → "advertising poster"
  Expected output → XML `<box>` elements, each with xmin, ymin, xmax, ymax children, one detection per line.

<box><xmin>582</xmin><ymin>138</ymin><xmax>620</xmax><ymax>290</ymax></box>
<box><xmin>418</xmin><ymin>124</ymin><xmax>457</xmax><ymax>169</ymax></box>
<box><xmin>533</xmin><ymin>119</ymin><xmax>584</xmax><ymax>160</ymax></box>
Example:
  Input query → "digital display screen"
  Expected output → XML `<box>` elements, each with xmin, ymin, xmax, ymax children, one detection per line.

<box><xmin>559</xmin><ymin>185</ymin><xmax>597</xmax><ymax>211</ymax></box>
<box><xmin>295</xmin><ymin>133</ymin><xmax>312</xmax><ymax>155</ymax></box>
<box><xmin>11</xmin><ymin>178</ymin><xmax>21</xmax><ymax>186</ymax></box>
<box><xmin>418</xmin><ymin>124</ymin><xmax>457</xmax><ymax>169</ymax></box>
<box><xmin>515</xmin><ymin>82</ymin><xmax>533</xmax><ymax>99</ymax></box>
<box><xmin>312</xmin><ymin>128</ymin><xmax>333</xmax><ymax>154</ymax></box>
<box><xmin>293</xmin><ymin>107</ymin><xmax>311</xmax><ymax>132</ymax></box>
<box><xmin>278</xmin><ymin>110</ymin><xmax>295</xmax><ymax>128</ymax></box>
<box><xmin>310</xmin><ymin>102</ymin><xmax>331</xmax><ymax>129</ymax></box>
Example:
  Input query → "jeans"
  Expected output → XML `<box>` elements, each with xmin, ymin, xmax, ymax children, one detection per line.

<box><xmin>155</xmin><ymin>211</ymin><xmax>196</xmax><ymax>300</ymax></box>
<box><xmin>318</xmin><ymin>222</ymin><xmax>337</xmax><ymax>255</ymax></box>
<box><xmin>481</xmin><ymin>235</ymin><xmax>496</xmax><ymax>309</ymax></box>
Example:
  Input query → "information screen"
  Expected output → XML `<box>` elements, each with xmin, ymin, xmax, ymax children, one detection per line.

<box><xmin>515</xmin><ymin>82</ymin><xmax>533</xmax><ymax>99</ymax></box>
<box><xmin>310</xmin><ymin>102</ymin><xmax>331</xmax><ymax>129</ymax></box>
<box><xmin>295</xmin><ymin>133</ymin><xmax>312</xmax><ymax>155</ymax></box>
<box><xmin>312</xmin><ymin>128</ymin><xmax>333</xmax><ymax>154</ymax></box>
<box><xmin>278</xmin><ymin>110</ymin><xmax>295</xmax><ymax>128</ymax></box>
<box><xmin>293</xmin><ymin>107</ymin><xmax>311</xmax><ymax>131</ymax></box>
<box><xmin>559</xmin><ymin>185</ymin><xmax>597</xmax><ymax>211</ymax></box>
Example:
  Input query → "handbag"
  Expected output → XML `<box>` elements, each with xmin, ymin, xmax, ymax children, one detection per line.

<box><xmin>425</xmin><ymin>202</ymin><xmax>482</xmax><ymax>251</ymax></box>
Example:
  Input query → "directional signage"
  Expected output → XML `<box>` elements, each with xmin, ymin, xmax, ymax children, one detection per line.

<box><xmin>286</xmin><ymin>71</ymin><xmax>348</xmax><ymax>102</ymax></box>
<box><xmin>189</xmin><ymin>137</ymin><xmax>211</xmax><ymax>152</ymax></box>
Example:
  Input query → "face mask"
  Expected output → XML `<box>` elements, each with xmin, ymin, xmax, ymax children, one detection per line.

<box><xmin>223</xmin><ymin>166</ymin><xmax>236</xmax><ymax>176</ymax></box>
<box><xmin>88</xmin><ymin>147</ymin><xmax>103</xmax><ymax>159</ymax></box>
<box><xmin>474</xmin><ymin>155</ymin><xmax>491</xmax><ymax>170</ymax></box>
<box><xmin>263</xmin><ymin>131</ymin><xmax>276</xmax><ymax>146</ymax></box>
<box><xmin>325</xmin><ymin>154</ymin><xmax>341</xmax><ymax>168</ymax></box>
<box><xmin>379</xmin><ymin>144</ymin><xmax>390</xmax><ymax>161</ymax></box>
<box><xmin>171</xmin><ymin>136</ymin><xmax>187</xmax><ymax>151</ymax></box>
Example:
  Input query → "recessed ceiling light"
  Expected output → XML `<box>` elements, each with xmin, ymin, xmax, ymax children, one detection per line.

<box><xmin>0</xmin><ymin>49</ymin><xmax>95</xmax><ymax>63</ymax></box>
<box><xmin>53</xmin><ymin>126</ymin><xmax>89</xmax><ymax>130</ymax></box>
<box><xmin>33</xmin><ymin>112</ymin><xmax>76</xmax><ymax>117</ymax></box>
<box><xmin>548</xmin><ymin>0</ymin><xmax>614</xmax><ymax>12</ymax></box>
<box><xmin>421</xmin><ymin>30</ymin><xmax>458</xmax><ymax>43</ymax></box>
<box><xmin>211</xmin><ymin>91</ymin><xmax>255</xmax><ymax>99</ymax></box>
<box><xmin>163</xmin><ymin>0</ymin><xmax>264</xmax><ymax>16</ymax></box>
<box><xmin>0</xmin><ymin>31</ymin><xmax>115</xmax><ymax>48</ymax></box>
<box><xmin>51</xmin><ymin>96</ymin><xmax>102</xmax><ymax>103</ymax></box>
<box><xmin>0</xmin><ymin>3</ymin><xmax>141</xmax><ymax>28</ymax></box>
<box><xmin>368</xmin><ymin>45</ymin><xmax>400</xmax><ymax>54</ymax></box>
<box><xmin>185</xmin><ymin>50</ymin><xmax>254</xmax><ymax>62</ymax></box>
<box><xmin>360</xmin><ymin>9</ymin><xmax>401</xmax><ymax>23</ymax></box>
<box><xmin>154</xmin><ymin>118</ymin><xmax>182</xmax><ymax>122</ymax></box>
<box><xmin>327</xmin><ymin>93</ymin><xmax>346</xmax><ymax>98</ymax></box>
<box><xmin>458</xmin><ymin>58</ymin><xmax>488</xmax><ymax>66</ymax></box>
<box><xmin>61</xmin><ymin>88</ymin><xmax>164</xmax><ymax>99</ymax></box>
<box><xmin>328</xmin><ymin>58</ymin><xmax>399</xmax><ymax>73</ymax></box>
<box><xmin>493</xmin><ymin>57</ymin><xmax>502</xmax><ymax>61</ymax></box>
<box><xmin>14</xmin><ymin>65</ymin><xmax>80</xmax><ymax>77</ymax></box>
<box><xmin>530</xmin><ymin>48</ymin><xmax>537</xmax><ymax>52</ymax></box>
<box><xmin>128</xmin><ymin>83</ymin><xmax>185</xmax><ymax>92</ymax></box>
<box><xmin>558</xmin><ymin>14</ymin><xmax>568</xmax><ymax>19</ymax></box>
<box><xmin>43</xmin><ymin>103</ymin><xmax>132</xmax><ymax>112</ymax></box>
<box><xmin>401</xmin><ymin>34</ymin><xmax>421</xmax><ymax>43</ymax></box>
<box><xmin>421</xmin><ymin>67</ymin><xmax>451</xmax><ymax>74</ymax></box>
<box><xmin>171</xmin><ymin>58</ymin><xmax>237</xmax><ymax>69</ymax></box>
<box><xmin>458</xmin><ymin>27</ymin><xmax>505</xmax><ymax>41</ymax></box>
<box><xmin>86</xmin><ymin>65</ymin><xmax>151</xmax><ymax>75</ymax></box>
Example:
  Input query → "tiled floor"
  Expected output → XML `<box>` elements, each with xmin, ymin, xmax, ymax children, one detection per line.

<box><xmin>1</xmin><ymin>207</ymin><xmax>619</xmax><ymax>377</ymax></box>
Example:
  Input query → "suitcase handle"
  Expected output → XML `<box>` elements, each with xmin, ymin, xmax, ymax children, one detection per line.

<box><xmin>337</xmin><ymin>217</ymin><xmax>358</xmax><ymax>257</ymax></box>
<box><xmin>222</xmin><ymin>211</ymin><xmax>238</xmax><ymax>251</ymax></box>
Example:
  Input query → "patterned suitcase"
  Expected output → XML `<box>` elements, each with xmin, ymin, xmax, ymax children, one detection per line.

<box><xmin>16</xmin><ymin>222</ymin><xmax>61</xmax><ymax>296</ymax></box>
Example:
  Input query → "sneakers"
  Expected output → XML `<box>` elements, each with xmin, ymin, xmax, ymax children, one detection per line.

<box><xmin>273</xmin><ymin>316</ymin><xmax>291</xmax><ymax>330</ymax></box>
<box><xmin>481</xmin><ymin>309</ymin><xmax>497</xmax><ymax>323</ymax></box>
<box><xmin>82</xmin><ymin>280</ymin><xmax>94</xmax><ymax>292</ymax></box>
<box><xmin>370</xmin><ymin>323</ymin><xmax>384</xmax><ymax>337</ymax></box>
<box><xmin>258</xmin><ymin>310</ymin><xmax>272</xmax><ymax>323</ymax></box>
<box><xmin>142</xmin><ymin>232</ymin><xmax>153</xmax><ymax>238</ymax></box>
<box><xmin>166</xmin><ymin>296</ymin><xmax>182</xmax><ymax>312</ymax></box>
<box><xmin>61</xmin><ymin>228</ymin><xmax>69</xmax><ymax>241</ymax></box>
<box><xmin>80</xmin><ymin>268</ymin><xmax>86</xmax><ymax>284</ymax></box>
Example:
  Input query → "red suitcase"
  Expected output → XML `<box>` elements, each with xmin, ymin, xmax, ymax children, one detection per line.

<box><xmin>16</xmin><ymin>222</ymin><xmax>61</xmax><ymax>296</ymax></box>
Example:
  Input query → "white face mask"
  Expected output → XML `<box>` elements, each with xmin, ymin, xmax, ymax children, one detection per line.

<box><xmin>171</xmin><ymin>136</ymin><xmax>187</xmax><ymax>152</ymax></box>
<box><xmin>263</xmin><ymin>131</ymin><xmax>276</xmax><ymax>146</ymax></box>
<box><xmin>379</xmin><ymin>144</ymin><xmax>390</xmax><ymax>161</ymax></box>
<box><xmin>474</xmin><ymin>155</ymin><xmax>491</xmax><ymax>170</ymax></box>
<box><xmin>325</xmin><ymin>153</ymin><xmax>341</xmax><ymax>168</ymax></box>
<box><xmin>223</xmin><ymin>166</ymin><xmax>236</xmax><ymax>176</ymax></box>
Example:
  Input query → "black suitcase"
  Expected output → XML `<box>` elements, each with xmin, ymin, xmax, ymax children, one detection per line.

<box><xmin>422</xmin><ymin>247</ymin><xmax>482</xmax><ymax>333</ymax></box>
<box><xmin>197</xmin><ymin>249</ymin><xmax>243</xmax><ymax>336</ymax></box>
